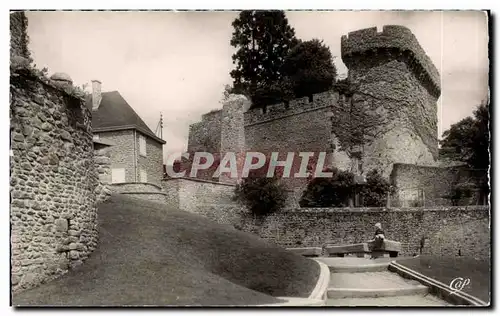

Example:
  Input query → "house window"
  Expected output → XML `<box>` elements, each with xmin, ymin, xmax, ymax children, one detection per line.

<box><xmin>139</xmin><ymin>134</ymin><xmax>147</xmax><ymax>156</ymax></box>
<box><xmin>140</xmin><ymin>169</ymin><xmax>147</xmax><ymax>183</ymax></box>
<box><xmin>93</xmin><ymin>134</ymin><xmax>99</xmax><ymax>141</ymax></box>
<box><xmin>111</xmin><ymin>168</ymin><xmax>125</xmax><ymax>183</ymax></box>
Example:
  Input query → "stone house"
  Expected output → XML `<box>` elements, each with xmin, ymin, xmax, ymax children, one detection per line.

<box><xmin>86</xmin><ymin>80</ymin><xmax>165</xmax><ymax>186</ymax></box>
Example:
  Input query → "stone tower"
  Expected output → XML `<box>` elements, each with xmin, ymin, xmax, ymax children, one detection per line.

<box><xmin>219</xmin><ymin>94</ymin><xmax>249</xmax><ymax>184</ymax></box>
<box><xmin>340</xmin><ymin>25</ymin><xmax>441</xmax><ymax>178</ymax></box>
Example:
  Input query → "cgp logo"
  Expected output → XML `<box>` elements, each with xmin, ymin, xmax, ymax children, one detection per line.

<box><xmin>449</xmin><ymin>277</ymin><xmax>471</xmax><ymax>295</ymax></box>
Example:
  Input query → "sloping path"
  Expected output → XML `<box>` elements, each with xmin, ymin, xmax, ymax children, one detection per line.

<box><xmin>318</xmin><ymin>257</ymin><xmax>451</xmax><ymax>306</ymax></box>
<box><xmin>13</xmin><ymin>195</ymin><xmax>319</xmax><ymax>306</ymax></box>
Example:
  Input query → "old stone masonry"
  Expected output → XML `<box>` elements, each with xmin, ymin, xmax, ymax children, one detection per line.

<box><xmin>10</xmin><ymin>12</ymin><xmax>107</xmax><ymax>293</ymax></box>
<box><xmin>188</xmin><ymin>25</ymin><xmax>445</xmax><ymax>204</ymax></box>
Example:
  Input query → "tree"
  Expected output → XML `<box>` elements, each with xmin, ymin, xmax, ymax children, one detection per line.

<box><xmin>251</xmin><ymin>78</ymin><xmax>295</xmax><ymax>107</ymax></box>
<box><xmin>359</xmin><ymin>169</ymin><xmax>391</xmax><ymax>207</ymax></box>
<box><xmin>299</xmin><ymin>167</ymin><xmax>355</xmax><ymax>207</ymax></box>
<box><xmin>330</xmin><ymin>78</ymin><xmax>386</xmax><ymax>173</ymax></box>
<box><xmin>282</xmin><ymin>39</ymin><xmax>337</xmax><ymax>98</ymax></box>
<box><xmin>440</xmin><ymin>101</ymin><xmax>490</xmax><ymax>170</ymax></box>
<box><xmin>229</xmin><ymin>10</ymin><xmax>299</xmax><ymax>107</ymax></box>
<box><xmin>440</xmin><ymin>101</ymin><xmax>490</xmax><ymax>203</ymax></box>
<box><xmin>234</xmin><ymin>174</ymin><xmax>287</xmax><ymax>217</ymax></box>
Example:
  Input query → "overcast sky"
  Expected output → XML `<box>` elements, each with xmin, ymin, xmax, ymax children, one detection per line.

<box><xmin>25</xmin><ymin>11</ymin><xmax>489</xmax><ymax>162</ymax></box>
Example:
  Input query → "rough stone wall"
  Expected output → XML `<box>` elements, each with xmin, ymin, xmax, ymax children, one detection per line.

<box><xmin>10</xmin><ymin>69</ymin><xmax>99</xmax><ymax>292</ymax></box>
<box><xmin>244</xmin><ymin>91</ymin><xmax>339</xmax><ymax>191</ymax></box>
<box><xmin>111</xmin><ymin>182</ymin><xmax>162</xmax><ymax>193</ymax></box>
<box><xmin>239</xmin><ymin>206</ymin><xmax>490</xmax><ymax>259</ymax></box>
<box><xmin>220</xmin><ymin>95</ymin><xmax>248</xmax><ymax>183</ymax></box>
<box><xmin>162</xmin><ymin>177</ymin><xmax>180</xmax><ymax>207</ymax></box>
<box><xmin>391</xmin><ymin>163</ymin><xmax>456</xmax><ymax>206</ymax></box>
<box><xmin>96</xmin><ymin>130</ymin><xmax>136</xmax><ymax>182</ymax></box>
<box><xmin>186</xmin><ymin>25</ymin><xmax>443</xmax><ymax>199</ymax></box>
<box><xmin>187</xmin><ymin>110</ymin><xmax>222</xmax><ymax>153</ymax></box>
<box><xmin>160</xmin><ymin>174</ymin><xmax>490</xmax><ymax>259</ymax></box>
<box><xmin>391</xmin><ymin>163</ymin><xmax>487</xmax><ymax>206</ymax></box>
<box><xmin>161</xmin><ymin>178</ymin><xmax>299</xmax><ymax>225</ymax></box>
<box><xmin>119</xmin><ymin>192</ymin><xmax>168</xmax><ymax>204</ymax></box>
<box><xmin>94</xmin><ymin>146</ymin><xmax>112</xmax><ymax>203</ymax></box>
<box><xmin>136</xmin><ymin>132</ymin><xmax>163</xmax><ymax>186</ymax></box>
<box><xmin>162</xmin><ymin>178</ymin><xmax>237</xmax><ymax>213</ymax></box>
<box><xmin>341</xmin><ymin>25</ymin><xmax>440</xmax><ymax>95</ymax></box>
<box><xmin>341</xmin><ymin>25</ymin><xmax>441</xmax><ymax>178</ymax></box>
<box><xmin>10</xmin><ymin>11</ymin><xmax>30</xmax><ymax>60</ymax></box>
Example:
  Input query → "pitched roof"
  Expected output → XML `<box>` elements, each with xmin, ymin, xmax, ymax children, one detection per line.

<box><xmin>86</xmin><ymin>91</ymin><xmax>165</xmax><ymax>144</ymax></box>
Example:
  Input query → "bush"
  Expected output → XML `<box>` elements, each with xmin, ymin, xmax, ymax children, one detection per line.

<box><xmin>251</xmin><ymin>79</ymin><xmax>295</xmax><ymax>109</ymax></box>
<box><xmin>299</xmin><ymin>167</ymin><xmax>355</xmax><ymax>207</ymax></box>
<box><xmin>409</xmin><ymin>199</ymin><xmax>423</xmax><ymax>207</ymax></box>
<box><xmin>282</xmin><ymin>39</ymin><xmax>337</xmax><ymax>98</ymax></box>
<box><xmin>359</xmin><ymin>169</ymin><xmax>391</xmax><ymax>207</ymax></box>
<box><xmin>449</xmin><ymin>182</ymin><xmax>476</xmax><ymax>205</ymax></box>
<box><xmin>234</xmin><ymin>175</ymin><xmax>287</xmax><ymax>217</ymax></box>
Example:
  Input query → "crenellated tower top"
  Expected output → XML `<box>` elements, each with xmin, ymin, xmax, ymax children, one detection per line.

<box><xmin>341</xmin><ymin>25</ymin><xmax>441</xmax><ymax>98</ymax></box>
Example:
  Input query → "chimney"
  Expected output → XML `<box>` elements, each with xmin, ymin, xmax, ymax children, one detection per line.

<box><xmin>91</xmin><ymin>80</ymin><xmax>102</xmax><ymax>111</ymax></box>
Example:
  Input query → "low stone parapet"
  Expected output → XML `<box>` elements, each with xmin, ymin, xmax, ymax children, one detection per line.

<box><xmin>111</xmin><ymin>182</ymin><xmax>163</xmax><ymax>193</ymax></box>
<box><xmin>325</xmin><ymin>240</ymin><xmax>401</xmax><ymax>258</ymax></box>
<box><xmin>368</xmin><ymin>239</ymin><xmax>402</xmax><ymax>258</ymax></box>
<box><xmin>118</xmin><ymin>191</ymin><xmax>168</xmax><ymax>204</ymax></box>
<box><xmin>286</xmin><ymin>247</ymin><xmax>322</xmax><ymax>257</ymax></box>
<box><xmin>325</xmin><ymin>243</ymin><xmax>369</xmax><ymax>258</ymax></box>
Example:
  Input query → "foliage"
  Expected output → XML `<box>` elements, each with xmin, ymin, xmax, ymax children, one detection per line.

<box><xmin>219</xmin><ymin>84</ymin><xmax>249</xmax><ymax>105</ymax></box>
<box><xmin>409</xmin><ymin>200</ymin><xmax>423</xmax><ymax>207</ymax></box>
<box><xmin>299</xmin><ymin>167</ymin><xmax>355</xmax><ymax>207</ymax></box>
<box><xmin>359</xmin><ymin>169</ymin><xmax>391</xmax><ymax>207</ymax></box>
<box><xmin>440</xmin><ymin>101</ymin><xmax>490</xmax><ymax>170</ymax></box>
<box><xmin>229</xmin><ymin>10</ymin><xmax>299</xmax><ymax>107</ymax></box>
<box><xmin>329</xmin><ymin>78</ymin><xmax>385</xmax><ymax>159</ymax></box>
<box><xmin>448</xmin><ymin>182</ymin><xmax>476</xmax><ymax>206</ymax></box>
<box><xmin>440</xmin><ymin>101</ymin><xmax>490</xmax><ymax>202</ymax></box>
<box><xmin>234</xmin><ymin>174</ymin><xmax>287</xmax><ymax>217</ymax></box>
<box><xmin>282</xmin><ymin>39</ymin><xmax>337</xmax><ymax>98</ymax></box>
<box><xmin>333</xmin><ymin>78</ymin><xmax>356</xmax><ymax>96</ymax></box>
<box><xmin>229</xmin><ymin>11</ymin><xmax>341</xmax><ymax>109</ymax></box>
<box><xmin>11</xmin><ymin>56</ymin><xmax>87</xmax><ymax>100</ymax></box>
<box><xmin>251</xmin><ymin>79</ymin><xmax>295</xmax><ymax>107</ymax></box>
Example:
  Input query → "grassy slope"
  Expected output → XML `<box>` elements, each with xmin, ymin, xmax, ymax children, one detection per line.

<box><xmin>396</xmin><ymin>256</ymin><xmax>490</xmax><ymax>303</ymax></box>
<box><xmin>13</xmin><ymin>195</ymin><xmax>320</xmax><ymax>306</ymax></box>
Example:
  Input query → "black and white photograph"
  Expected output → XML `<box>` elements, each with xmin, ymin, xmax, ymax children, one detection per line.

<box><xmin>8</xmin><ymin>7</ymin><xmax>491</xmax><ymax>308</ymax></box>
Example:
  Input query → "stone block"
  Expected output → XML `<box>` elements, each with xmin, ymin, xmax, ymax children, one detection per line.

<box><xmin>68</xmin><ymin>250</ymin><xmax>79</xmax><ymax>260</ymax></box>
<box><xmin>11</xmin><ymin>273</ymin><xmax>22</xmax><ymax>285</ymax></box>
<box><xmin>325</xmin><ymin>243</ymin><xmax>369</xmax><ymax>256</ymax></box>
<box><xmin>286</xmin><ymin>247</ymin><xmax>322</xmax><ymax>257</ymax></box>
<box><xmin>55</xmin><ymin>219</ymin><xmax>68</xmax><ymax>232</ymax></box>
<box><xmin>367</xmin><ymin>239</ymin><xmax>402</xmax><ymax>252</ymax></box>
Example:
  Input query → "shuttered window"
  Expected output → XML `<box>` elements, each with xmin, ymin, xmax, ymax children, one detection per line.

<box><xmin>139</xmin><ymin>134</ymin><xmax>147</xmax><ymax>156</ymax></box>
<box><xmin>140</xmin><ymin>169</ymin><xmax>147</xmax><ymax>183</ymax></box>
<box><xmin>111</xmin><ymin>168</ymin><xmax>125</xmax><ymax>183</ymax></box>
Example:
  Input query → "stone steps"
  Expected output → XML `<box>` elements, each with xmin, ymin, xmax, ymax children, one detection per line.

<box><xmin>323</xmin><ymin>258</ymin><xmax>450</xmax><ymax>306</ymax></box>
<box><xmin>328</xmin><ymin>271</ymin><xmax>428</xmax><ymax>299</ymax></box>
<box><xmin>317</xmin><ymin>257</ymin><xmax>391</xmax><ymax>273</ymax></box>
<box><xmin>326</xmin><ymin>294</ymin><xmax>452</xmax><ymax>306</ymax></box>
